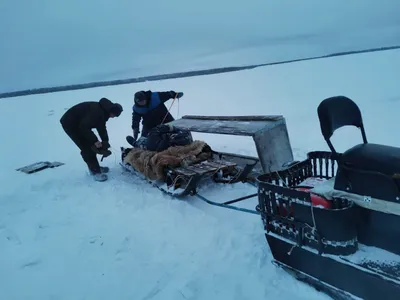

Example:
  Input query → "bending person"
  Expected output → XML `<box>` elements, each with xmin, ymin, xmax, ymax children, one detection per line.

<box><xmin>127</xmin><ymin>90</ymin><xmax>184</xmax><ymax>144</ymax></box>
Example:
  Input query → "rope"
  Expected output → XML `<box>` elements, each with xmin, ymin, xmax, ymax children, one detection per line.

<box><xmin>161</xmin><ymin>93</ymin><xmax>178</xmax><ymax>125</ymax></box>
<box><xmin>110</xmin><ymin>146</ymin><xmax>120</xmax><ymax>166</ymax></box>
<box><xmin>177</xmin><ymin>98</ymin><xmax>180</xmax><ymax>119</ymax></box>
<box><xmin>154</xmin><ymin>93</ymin><xmax>181</xmax><ymax>153</ymax></box>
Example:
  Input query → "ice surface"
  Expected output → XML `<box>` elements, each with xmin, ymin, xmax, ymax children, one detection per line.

<box><xmin>1</xmin><ymin>0</ymin><xmax>400</xmax><ymax>92</ymax></box>
<box><xmin>1</xmin><ymin>49</ymin><xmax>400</xmax><ymax>299</ymax></box>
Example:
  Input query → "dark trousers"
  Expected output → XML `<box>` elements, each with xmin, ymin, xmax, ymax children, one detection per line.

<box><xmin>61</xmin><ymin>122</ymin><xmax>101</xmax><ymax>173</ymax></box>
<box><xmin>141</xmin><ymin>126</ymin><xmax>150</xmax><ymax>137</ymax></box>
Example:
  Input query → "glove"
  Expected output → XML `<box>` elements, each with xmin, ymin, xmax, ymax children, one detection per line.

<box><xmin>170</xmin><ymin>91</ymin><xmax>183</xmax><ymax>99</ymax></box>
<box><xmin>102</xmin><ymin>141</ymin><xmax>110</xmax><ymax>149</ymax></box>
<box><xmin>91</xmin><ymin>145</ymin><xmax>112</xmax><ymax>157</ymax></box>
<box><xmin>99</xmin><ymin>148</ymin><xmax>112</xmax><ymax>161</ymax></box>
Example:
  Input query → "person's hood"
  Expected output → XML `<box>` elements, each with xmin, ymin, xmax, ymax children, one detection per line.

<box><xmin>99</xmin><ymin>98</ymin><xmax>114</xmax><ymax>112</ymax></box>
<box><xmin>99</xmin><ymin>98</ymin><xmax>123</xmax><ymax>117</ymax></box>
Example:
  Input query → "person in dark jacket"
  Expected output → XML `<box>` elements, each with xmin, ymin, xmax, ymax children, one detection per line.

<box><xmin>129</xmin><ymin>90</ymin><xmax>184</xmax><ymax>142</ymax></box>
<box><xmin>60</xmin><ymin>97</ymin><xmax>123</xmax><ymax>181</ymax></box>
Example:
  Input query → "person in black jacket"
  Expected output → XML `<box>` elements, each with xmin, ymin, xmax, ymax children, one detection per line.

<box><xmin>128</xmin><ymin>90</ymin><xmax>184</xmax><ymax>144</ymax></box>
<box><xmin>60</xmin><ymin>97</ymin><xmax>123</xmax><ymax>181</ymax></box>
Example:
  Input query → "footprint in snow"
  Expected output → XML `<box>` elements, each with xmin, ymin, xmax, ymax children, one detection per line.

<box><xmin>20</xmin><ymin>259</ymin><xmax>42</xmax><ymax>269</ymax></box>
<box><xmin>1</xmin><ymin>228</ymin><xmax>22</xmax><ymax>246</ymax></box>
<box><xmin>115</xmin><ymin>236</ymin><xmax>132</xmax><ymax>260</ymax></box>
<box><xmin>89</xmin><ymin>235</ymin><xmax>103</xmax><ymax>245</ymax></box>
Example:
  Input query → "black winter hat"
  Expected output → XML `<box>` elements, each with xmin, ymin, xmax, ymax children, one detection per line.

<box><xmin>134</xmin><ymin>91</ymin><xmax>147</xmax><ymax>105</ymax></box>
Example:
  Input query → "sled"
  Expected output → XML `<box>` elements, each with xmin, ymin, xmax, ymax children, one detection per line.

<box><xmin>120</xmin><ymin>147</ymin><xmax>255</xmax><ymax>196</ymax></box>
<box><xmin>256</xmin><ymin>96</ymin><xmax>400</xmax><ymax>300</ymax></box>
<box><xmin>120</xmin><ymin>115</ymin><xmax>294</xmax><ymax>212</ymax></box>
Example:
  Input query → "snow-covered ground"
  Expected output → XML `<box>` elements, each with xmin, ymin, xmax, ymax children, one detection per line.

<box><xmin>2</xmin><ymin>0</ymin><xmax>400</xmax><ymax>93</ymax></box>
<box><xmin>1</xmin><ymin>49</ymin><xmax>399</xmax><ymax>300</ymax></box>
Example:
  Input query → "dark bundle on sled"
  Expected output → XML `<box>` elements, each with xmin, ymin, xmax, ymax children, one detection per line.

<box><xmin>256</xmin><ymin>96</ymin><xmax>400</xmax><ymax>300</ymax></box>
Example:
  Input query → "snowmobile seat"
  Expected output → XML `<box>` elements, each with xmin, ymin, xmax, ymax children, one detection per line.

<box><xmin>339</xmin><ymin>143</ymin><xmax>400</xmax><ymax>176</ymax></box>
<box><xmin>317</xmin><ymin>96</ymin><xmax>400</xmax><ymax>201</ymax></box>
<box><xmin>317</xmin><ymin>95</ymin><xmax>367</xmax><ymax>155</ymax></box>
<box><xmin>334</xmin><ymin>143</ymin><xmax>400</xmax><ymax>201</ymax></box>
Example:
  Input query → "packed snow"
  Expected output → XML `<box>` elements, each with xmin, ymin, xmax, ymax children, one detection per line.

<box><xmin>1</xmin><ymin>48</ymin><xmax>399</xmax><ymax>299</ymax></box>
<box><xmin>2</xmin><ymin>0</ymin><xmax>400</xmax><ymax>93</ymax></box>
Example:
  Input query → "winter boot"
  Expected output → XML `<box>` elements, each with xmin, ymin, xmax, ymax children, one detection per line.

<box><xmin>126</xmin><ymin>135</ymin><xmax>136</xmax><ymax>147</ymax></box>
<box><xmin>93</xmin><ymin>173</ymin><xmax>108</xmax><ymax>182</ymax></box>
<box><xmin>89</xmin><ymin>168</ymin><xmax>108</xmax><ymax>182</ymax></box>
<box><xmin>100</xmin><ymin>166</ymin><xmax>109</xmax><ymax>173</ymax></box>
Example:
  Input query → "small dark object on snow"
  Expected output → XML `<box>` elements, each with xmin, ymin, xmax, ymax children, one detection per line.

<box><xmin>16</xmin><ymin>161</ymin><xmax>64</xmax><ymax>174</ymax></box>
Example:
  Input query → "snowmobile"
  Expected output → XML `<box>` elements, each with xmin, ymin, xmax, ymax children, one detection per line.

<box><xmin>256</xmin><ymin>96</ymin><xmax>400</xmax><ymax>300</ymax></box>
<box><xmin>120</xmin><ymin>115</ymin><xmax>294</xmax><ymax>212</ymax></box>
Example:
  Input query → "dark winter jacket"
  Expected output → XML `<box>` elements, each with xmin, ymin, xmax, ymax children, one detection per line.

<box><xmin>60</xmin><ymin>98</ymin><xmax>117</xmax><ymax>145</ymax></box>
<box><xmin>146</xmin><ymin>124</ymin><xmax>193</xmax><ymax>152</ymax></box>
<box><xmin>131</xmin><ymin>91</ymin><xmax>176</xmax><ymax>134</ymax></box>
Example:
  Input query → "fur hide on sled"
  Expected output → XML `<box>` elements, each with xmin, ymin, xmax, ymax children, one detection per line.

<box><xmin>123</xmin><ymin>140</ymin><xmax>212</xmax><ymax>181</ymax></box>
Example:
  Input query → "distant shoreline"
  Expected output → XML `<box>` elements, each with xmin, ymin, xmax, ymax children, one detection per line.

<box><xmin>1</xmin><ymin>45</ymin><xmax>399</xmax><ymax>99</ymax></box>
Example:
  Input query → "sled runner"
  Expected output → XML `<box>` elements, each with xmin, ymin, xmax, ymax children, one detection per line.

<box><xmin>256</xmin><ymin>96</ymin><xmax>400</xmax><ymax>300</ymax></box>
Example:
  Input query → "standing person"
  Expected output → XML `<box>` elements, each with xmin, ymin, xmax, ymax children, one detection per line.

<box><xmin>126</xmin><ymin>90</ymin><xmax>183</xmax><ymax>146</ymax></box>
<box><xmin>60</xmin><ymin>97</ymin><xmax>123</xmax><ymax>182</ymax></box>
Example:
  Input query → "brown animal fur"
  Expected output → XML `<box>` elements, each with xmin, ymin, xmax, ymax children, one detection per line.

<box><xmin>123</xmin><ymin>140</ymin><xmax>212</xmax><ymax>180</ymax></box>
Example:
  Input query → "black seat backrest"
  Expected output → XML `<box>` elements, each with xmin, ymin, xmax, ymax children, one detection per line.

<box><xmin>317</xmin><ymin>96</ymin><xmax>367</xmax><ymax>153</ymax></box>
